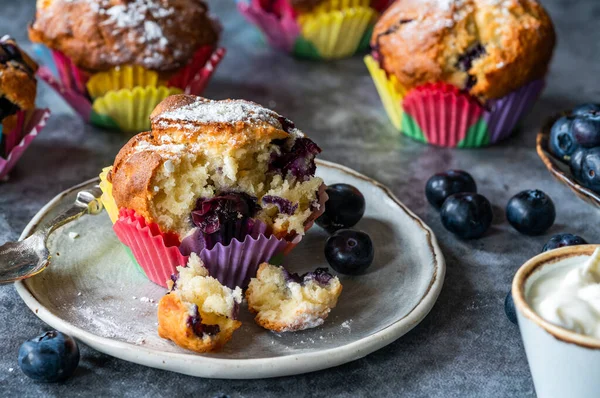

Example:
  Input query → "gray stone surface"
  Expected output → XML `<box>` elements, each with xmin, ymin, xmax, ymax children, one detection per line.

<box><xmin>0</xmin><ymin>0</ymin><xmax>598</xmax><ymax>396</ymax></box>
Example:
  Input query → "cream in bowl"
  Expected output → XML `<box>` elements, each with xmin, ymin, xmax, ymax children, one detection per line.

<box><xmin>513</xmin><ymin>245</ymin><xmax>600</xmax><ymax>398</ymax></box>
<box><xmin>528</xmin><ymin>247</ymin><xmax>600</xmax><ymax>339</ymax></box>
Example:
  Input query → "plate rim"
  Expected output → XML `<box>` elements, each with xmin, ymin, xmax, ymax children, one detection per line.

<box><xmin>14</xmin><ymin>160</ymin><xmax>446</xmax><ymax>379</ymax></box>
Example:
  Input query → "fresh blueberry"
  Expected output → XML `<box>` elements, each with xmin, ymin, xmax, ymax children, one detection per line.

<box><xmin>542</xmin><ymin>233</ymin><xmax>588</xmax><ymax>252</ymax></box>
<box><xmin>18</xmin><ymin>331</ymin><xmax>80</xmax><ymax>383</ymax></box>
<box><xmin>506</xmin><ymin>190</ymin><xmax>555</xmax><ymax>236</ymax></box>
<box><xmin>425</xmin><ymin>170</ymin><xmax>477</xmax><ymax>209</ymax></box>
<box><xmin>549</xmin><ymin>116</ymin><xmax>576</xmax><ymax>160</ymax></box>
<box><xmin>505</xmin><ymin>291</ymin><xmax>517</xmax><ymax>325</ymax></box>
<box><xmin>571</xmin><ymin>116</ymin><xmax>600</xmax><ymax>148</ymax></box>
<box><xmin>324</xmin><ymin>229</ymin><xmax>374</xmax><ymax>275</ymax></box>
<box><xmin>440</xmin><ymin>193</ymin><xmax>493</xmax><ymax>239</ymax></box>
<box><xmin>316</xmin><ymin>184</ymin><xmax>365</xmax><ymax>233</ymax></box>
<box><xmin>577</xmin><ymin>147</ymin><xmax>600</xmax><ymax>193</ymax></box>
<box><xmin>571</xmin><ymin>103</ymin><xmax>600</xmax><ymax>117</ymax></box>
<box><xmin>569</xmin><ymin>147</ymin><xmax>587</xmax><ymax>181</ymax></box>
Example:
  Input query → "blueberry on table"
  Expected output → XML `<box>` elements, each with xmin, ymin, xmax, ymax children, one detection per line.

<box><xmin>506</xmin><ymin>190</ymin><xmax>555</xmax><ymax>236</ymax></box>
<box><xmin>542</xmin><ymin>233</ymin><xmax>588</xmax><ymax>252</ymax></box>
<box><xmin>571</xmin><ymin>147</ymin><xmax>600</xmax><ymax>193</ymax></box>
<box><xmin>571</xmin><ymin>103</ymin><xmax>600</xmax><ymax>117</ymax></box>
<box><xmin>316</xmin><ymin>184</ymin><xmax>365</xmax><ymax>233</ymax></box>
<box><xmin>505</xmin><ymin>291</ymin><xmax>518</xmax><ymax>325</ymax></box>
<box><xmin>324</xmin><ymin>229</ymin><xmax>374</xmax><ymax>275</ymax></box>
<box><xmin>425</xmin><ymin>170</ymin><xmax>477</xmax><ymax>209</ymax></box>
<box><xmin>440</xmin><ymin>193</ymin><xmax>493</xmax><ymax>239</ymax></box>
<box><xmin>549</xmin><ymin>116</ymin><xmax>577</xmax><ymax>160</ymax></box>
<box><xmin>18</xmin><ymin>331</ymin><xmax>80</xmax><ymax>383</ymax></box>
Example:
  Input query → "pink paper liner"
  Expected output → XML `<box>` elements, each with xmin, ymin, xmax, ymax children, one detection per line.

<box><xmin>113</xmin><ymin>209</ymin><xmax>188</xmax><ymax>288</ymax></box>
<box><xmin>402</xmin><ymin>82</ymin><xmax>484</xmax><ymax>147</ymax></box>
<box><xmin>37</xmin><ymin>67</ymin><xmax>92</xmax><ymax>121</ymax></box>
<box><xmin>37</xmin><ymin>46</ymin><xmax>225</xmax><ymax>122</ymax></box>
<box><xmin>0</xmin><ymin>109</ymin><xmax>51</xmax><ymax>180</ymax></box>
<box><xmin>238</xmin><ymin>0</ymin><xmax>300</xmax><ymax>53</ymax></box>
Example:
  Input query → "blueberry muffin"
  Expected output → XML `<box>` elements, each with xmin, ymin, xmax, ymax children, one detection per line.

<box><xmin>158</xmin><ymin>254</ymin><xmax>242</xmax><ymax>352</ymax></box>
<box><xmin>109</xmin><ymin>95</ymin><xmax>324</xmax><ymax>241</ymax></box>
<box><xmin>246</xmin><ymin>263</ymin><xmax>342</xmax><ymax>332</ymax></box>
<box><xmin>0</xmin><ymin>36</ymin><xmax>38</xmax><ymax>132</ymax></box>
<box><xmin>29</xmin><ymin>0</ymin><xmax>219</xmax><ymax>74</ymax></box>
<box><xmin>371</xmin><ymin>0</ymin><xmax>556</xmax><ymax>101</ymax></box>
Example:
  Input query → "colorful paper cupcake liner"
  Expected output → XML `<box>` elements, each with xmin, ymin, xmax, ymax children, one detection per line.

<box><xmin>34</xmin><ymin>45</ymin><xmax>225</xmax><ymax>133</ymax></box>
<box><xmin>0</xmin><ymin>109</ymin><xmax>51</xmax><ymax>180</ymax></box>
<box><xmin>364</xmin><ymin>54</ymin><xmax>545</xmax><ymax>148</ymax></box>
<box><xmin>92</xmin><ymin>86</ymin><xmax>182</xmax><ymax>133</ymax></box>
<box><xmin>113</xmin><ymin>209</ymin><xmax>189</xmax><ymax>288</ymax></box>
<box><xmin>238</xmin><ymin>0</ymin><xmax>378</xmax><ymax>60</ymax></box>
<box><xmin>109</xmin><ymin>183</ymin><xmax>327</xmax><ymax>289</ymax></box>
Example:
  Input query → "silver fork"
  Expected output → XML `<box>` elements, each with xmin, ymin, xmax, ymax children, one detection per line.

<box><xmin>0</xmin><ymin>186</ymin><xmax>104</xmax><ymax>284</ymax></box>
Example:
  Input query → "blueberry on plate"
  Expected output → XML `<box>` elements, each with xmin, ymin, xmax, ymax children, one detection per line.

<box><xmin>18</xmin><ymin>331</ymin><xmax>80</xmax><ymax>383</ymax></box>
<box><xmin>571</xmin><ymin>103</ymin><xmax>600</xmax><ymax>117</ymax></box>
<box><xmin>324</xmin><ymin>229</ymin><xmax>374</xmax><ymax>275</ymax></box>
<box><xmin>505</xmin><ymin>291</ymin><xmax>517</xmax><ymax>325</ymax></box>
<box><xmin>506</xmin><ymin>190</ymin><xmax>555</xmax><ymax>236</ymax></box>
<box><xmin>440</xmin><ymin>193</ymin><xmax>493</xmax><ymax>239</ymax></box>
<box><xmin>572</xmin><ymin>147</ymin><xmax>600</xmax><ymax>193</ymax></box>
<box><xmin>549</xmin><ymin>116</ymin><xmax>577</xmax><ymax>160</ymax></box>
<box><xmin>425</xmin><ymin>170</ymin><xmax>477</xmax><ymax>209</ymax></box>
<box><xmin>316</xmin><ymin>184</ymin><xmax>365</xmax><ymax>233</ymax></box>
<box><xmin>542</xmin><ymin>233</ymin><xmax>588</xmax><ymax>252</ymax></box>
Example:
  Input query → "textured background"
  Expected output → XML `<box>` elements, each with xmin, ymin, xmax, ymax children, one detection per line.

<box><xmin>0</xmin><ymin>0</ymin><xmax>599</xmax><ymax>397</ymax></box>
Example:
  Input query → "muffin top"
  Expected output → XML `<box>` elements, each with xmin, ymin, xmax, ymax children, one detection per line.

<box><xmin>289</xmin><ymin>0</ymin><xmax>326</xmax><ymax>11</ymax></box>
<box><xmin>371</xmin><ymin>0</ymin><xmax>556</xmax><ymax>100</ymax></box>
<box><xmin>109</xmin><ymin>95</ymin><xmax>323</xmax><ymax>238</ymax></box>
<box><xmin>29</xmin><ymin>0</ymin><xmax>219</xmax><ymax>73</ymax></box>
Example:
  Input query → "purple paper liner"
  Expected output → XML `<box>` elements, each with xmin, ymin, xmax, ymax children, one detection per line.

<box><xmin>181</xmin><ymin>233</ymin><xmax>291</xmax><ymax>290</ymax></box>
<box><xmin>0</xmin><ymin>109</ymin><xmax>51</xmax><ymax>180</ymax></box>
<box><xmin>237</xmin><ymin>0</ymin><xmax>300</xmax><ymax>53</ymax></box>
<box><xmin>484</xmin><ymin>79</ymin><xmax>545</xmax><ymax>144</ymax></box>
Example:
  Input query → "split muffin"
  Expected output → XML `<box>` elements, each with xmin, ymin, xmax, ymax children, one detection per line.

<box><xmin>105</xmin><ymin>95</ymin><xmax>327</xmax><ymax>288</ymax></box>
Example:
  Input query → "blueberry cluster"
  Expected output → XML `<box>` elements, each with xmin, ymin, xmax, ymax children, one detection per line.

<box><xmin>549</xmin><ymin>103</ymin><xmax>600</xmax><ymax>192</ymax></box>
<box><xmin>315</xmin><ymin>184</ymin><xmax>374</xmax><ymax>275</ymax></box>
<box><xmin>426</xmin><ymin>171</ymin><xmax>558</xmax><ymax>238</ymax></box>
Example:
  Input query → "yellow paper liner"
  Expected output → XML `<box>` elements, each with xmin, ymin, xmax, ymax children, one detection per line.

<box><xmin>86</xmin><ymin>66</ymin><xmax>165</xmax><ymax>99</ymax></box>
<box><xmin>92</xmin><ymin>86</ymin><xmax>182</xmax><ymax>133</ymax></box>
<box><xmin>364</xmin><ymin>55</ymin><xmax>408</xmax><ymax>130</ymax></box>
<box><xmin>298</xmin><ymin>0</ymin><xmax>377</xmax><ymax>59</ymax></box>
<box><xmin>99</xmin><ymin>166</ymin><xmax>119</xmax><ymax>224</ymax></box>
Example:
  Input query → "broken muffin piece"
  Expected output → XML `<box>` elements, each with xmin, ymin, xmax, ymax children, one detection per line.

<box><xmin>246</xmin><ymin>263</ymin><xmax>342</xmax><ymax>332</ymax></box>
<box><xmin>158</xmin><ymin>254</ymin><xmax>242</xmax><ymax>352</ymax></box>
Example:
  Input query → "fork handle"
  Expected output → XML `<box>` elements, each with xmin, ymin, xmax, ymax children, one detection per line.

<box><xmin>42</xmin><ymin>186</ymin><xmax>104</xmax><ymax>238</ymax></box>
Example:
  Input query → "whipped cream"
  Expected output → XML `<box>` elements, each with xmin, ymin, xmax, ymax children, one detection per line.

<box><xmin>528</xmin><ymin>248</ymin><xmax>600</xmax><ymax>339</ymax></box>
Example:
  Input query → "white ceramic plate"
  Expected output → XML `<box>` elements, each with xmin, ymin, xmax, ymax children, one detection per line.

<box><xmin>15</xmin><ymin>160</ymin><xmax>445</xmax><ymax>379</ymax></box>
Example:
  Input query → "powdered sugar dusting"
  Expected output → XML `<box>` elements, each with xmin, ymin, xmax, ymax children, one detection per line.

<box><xmin>155</xmin><ymin>98</ymin><xmax>286</xmax><ymax>130</ymax></box>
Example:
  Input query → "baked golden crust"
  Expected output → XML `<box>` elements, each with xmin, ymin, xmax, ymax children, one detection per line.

<box><xmin>29</xmin><ymin>0</ymin><xmax>219</xmax><ymax>73</ymax></box>
<box><xmin>157</xmin><ymin>293</ymin><xmax>240</xmax><ymax>353</ymax></box>
<box><xmin>371</xmin><ymin>0</ymin><xmax>556</xmax><ymax>100</ymax></box>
